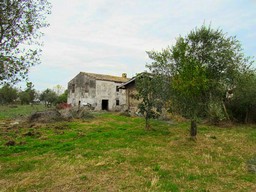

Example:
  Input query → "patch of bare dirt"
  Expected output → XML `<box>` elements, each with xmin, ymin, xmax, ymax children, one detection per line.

<box><xmin>5</xmin><ymin>140</ymin><xmax>16</xmax><ymax>146</ymax></box>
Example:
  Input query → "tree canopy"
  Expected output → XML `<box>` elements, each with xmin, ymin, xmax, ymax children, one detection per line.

<box><xmin>40</xmin><ymin>88</ymin><xmax>58</xmax><ymax>106</ymax></box>
<box><xmin>228</xmin><ymin>71</ymin><xmax>256</xmax><ymax>123</ymax></box>
<box><xmin>0</xmin><ymin>0</ymin><xmax>51</xmax><ymax>84</ymax></box>
<box><xmin>146</xmin><ymin>25</ymin><xmax>254</xmax><ymax>137</ymax></box>
<box><xmin>19</xmin><ymin>82</ymin><xmax>36</xmax><ymax>104</ymax></box>
<box><xmin>0</xmin><ymin>84</ymin><xmax>18</xmax><ymax>104</ymax></box>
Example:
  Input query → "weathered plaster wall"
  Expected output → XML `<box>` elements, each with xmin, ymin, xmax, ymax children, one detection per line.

<box><xmin>67</xmin><ymin>73</ymin><xmax>97</xmax><ymax>107</ymax></box>
<box><xmin>94</xmin><ymin>80</ymin><xmax>126</xmax><ymax>111</ymax></box>
<box><xmin>67</xmin><ymin>73</ymin><xmax>126</xmax><ymax>111</ymax></box>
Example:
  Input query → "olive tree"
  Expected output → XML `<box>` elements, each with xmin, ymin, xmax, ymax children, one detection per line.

<box><xmin>147</xmin><ymin>25</ymin><xmax>253</xmax><ymax>138</ymax></box>
<box><xmin>135</xmin><ymin>71</ymin><xmax>172</xmax><ymax>130</ymax></box>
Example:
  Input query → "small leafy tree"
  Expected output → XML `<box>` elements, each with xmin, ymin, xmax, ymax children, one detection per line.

<box><xmin>19</xmin><ymin>91</ymin><xmax>31</xmax><ymax>105</ymax></box>
<box><xmin>0</xmin><ymin>0</ymin><xmax>51</xmax><ymax>84</ymax></box>
<box><xmin>19</xmin><ymin>82</ymin><xmax>36</xmax><ymax>104</ymax></box>
<box><xmin>55</xmin><ymin>90</ymin><xmax>68</xmax><ymax>104</ymax></box>
<box><xmin>40</xmin><ymin>88</ymin><xmax>57</xmax><ymax>106</ymax></box>
<box><xmin>135</xmin><ymin>73</ymin><xmax>163</xmax><ymax>130</ymax></box>
<box><xmin>0</xmin><ymin>84</ymin><xmax>18</xmax><ymax>104</ymax></box>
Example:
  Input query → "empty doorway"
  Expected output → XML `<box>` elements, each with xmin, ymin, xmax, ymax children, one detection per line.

<box><xmin>102</xmin><ymin>100</ymin><xmax>108</xmax><ymax>110</ymax></box>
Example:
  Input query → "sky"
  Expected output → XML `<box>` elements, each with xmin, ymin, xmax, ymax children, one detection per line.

<box><xmin>24</xmin><ymin>0</ymin><xmax>256</xmax><ymax>91</ymax></box>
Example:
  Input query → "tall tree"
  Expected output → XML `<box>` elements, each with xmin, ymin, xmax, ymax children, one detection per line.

<box><xmin>147</xmin><ymin>25</ymin><xmax>253</xmax><ymax>138</ymax></box>
<box><xmin>19</xmin><ymin>82</ymin><xmax>36</xmax><ymax>104</ymax></box>
<box><xmin>0</xmin><ymin>84</ymin><xmax>18</xmax><ymax>104</ymax></box>
<box><xmin>0</xmin><ymin>0</ymin><xmax>51</xmax><ymax>84</ymax></box>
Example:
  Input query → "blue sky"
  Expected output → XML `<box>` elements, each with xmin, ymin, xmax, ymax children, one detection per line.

<box><xmin>24</xmin><ymin>0</ymin><xmax>256</xmax><ymax>91</ymax></box>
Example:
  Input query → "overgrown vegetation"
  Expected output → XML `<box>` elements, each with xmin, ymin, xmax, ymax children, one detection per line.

<box><xmin>0</xmin><ymin>112</ymin><xmax>255</xmax><ymax>191</ymax></box>
<box><xmin>142</xmin><ymin>25</ymin><xmax>255</xmax><ymax>138</ymax></box>
<box><xmin>0</xmin><ymin>84</ymin><xmax>68</xmax><ymax>106</ymax></box>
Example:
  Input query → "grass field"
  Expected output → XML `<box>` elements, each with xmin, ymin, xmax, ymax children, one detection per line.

<box><xmin>0</xmin><ymin>105</ymin><xmax>48</xmax><ymax>120</ymax></box>
<box><xmin>0</xmin><ymin>107</ymin><xmax>256</xmax><ymax>191</ymax></box>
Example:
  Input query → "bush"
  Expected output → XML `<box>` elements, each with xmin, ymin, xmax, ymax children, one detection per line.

<box><xmin>207</xmin><ymin>100</ymin><xmax>226</xmax><ymax>125</ymax></box>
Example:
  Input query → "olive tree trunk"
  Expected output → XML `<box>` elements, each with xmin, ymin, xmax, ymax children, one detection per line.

<box><xmin>190</xmin><ymin>119</ymin><xmax>197</xmax><ymax>139</ymax></box>
<box><xmin>145</xmin><ymin>115</ymin><xmax>151</xmax><ymax>131</ymax></box>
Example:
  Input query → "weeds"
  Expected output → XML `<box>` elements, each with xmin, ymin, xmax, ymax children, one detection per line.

<box><xmin>0</xmin><ymin>112</ymin><xmax>255</xmax><ymax>191</ymax></box>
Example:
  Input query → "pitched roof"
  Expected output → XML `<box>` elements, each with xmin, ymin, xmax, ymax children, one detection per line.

<box><xmin>119</xmin><ymin>77</ymin><xmax>136</xmax><ymax>88</ymax></box>
<box><xmin>118</xmin><ymin>72</ymin><xmax>152</xmax><ymax>88</ymax></box>
<box><xmin>81</xmin><ymin>72</ymin><xmax>129</xmax><ymax>83</ymax></box>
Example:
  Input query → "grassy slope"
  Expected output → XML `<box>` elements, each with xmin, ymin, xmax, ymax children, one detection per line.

<box><xmin>0</xmin><ymin>112</ymin><xmax>256</xmax><ymax>191</ymax></box>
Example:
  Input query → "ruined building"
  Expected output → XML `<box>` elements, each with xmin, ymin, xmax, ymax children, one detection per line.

<box><xmin>118</xmin><ymin>77</ymin><xmax>139</xmax><ymax>114</ymax></box>
<box><xmin>67</xmin><ymin>72</ymin><xmax>129</xmax><ymax>111</ymax></box>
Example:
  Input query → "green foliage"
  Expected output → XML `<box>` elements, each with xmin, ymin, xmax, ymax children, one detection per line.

<box><xmin>19</xmin><ymin>91</ymin><xmax>31</xmax><ymax>105</ymax></box>
<box><xmin>0</xmin><ymin>84</ymin><xmax>18</xmax><ymax>104</ymax></box>
<box><xmin>40</xmin><ymin>88</ymin><xmax>58</xmax><ymax>106</ymax></box>
<box><xmin>207</xmin><ymin>100</ymin><xmax>226</xmax><ymax>124</ymax></box>
<box><xmin>228</xmin><ymin>71</ymin><xmax>256</xmax><ymax>123</ymax></box>
<box><xmin>171</xmin><ymin>53</ymin><xmax>209</xmax><ymax>119</ymax></box>
<box><xmin>19</xmin><ymin>82</ymin><xmax>36</xmax><ymax>104</ymax></box>
<box><xmin>55</xmin><ymin>90</ymin><xmax>68</xmax><ymax>104</ymax></box>
<box><xmin>147</xmin><ymin>25</ymin><xmax>254</xmax><ymax>136</ymax></box>
<box><xmin>0</xmin><ymin>0</ymin><xmax>51</xmax><ymax>84</ymax></box>
<box><xmin>135</xmin><ymin>73</ymin><xmax>163</xmax><ymax>130</ymax></box>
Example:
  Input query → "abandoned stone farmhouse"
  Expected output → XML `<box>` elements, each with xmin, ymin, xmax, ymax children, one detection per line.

<box><xmin>67</xmin><ymin>72</ymin><xmax>129</xmax><ymax>111</ymax></box>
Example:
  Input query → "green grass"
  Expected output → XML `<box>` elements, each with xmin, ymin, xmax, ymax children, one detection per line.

<box><xmin>0</xmin><ymin>104</ymin><xmax>48</xmax><ymax>119</ymax></box>
<box><xmin>0</xmin><ymin>112</ymin><xmax>256</xmax><ymax>191</ymax></box>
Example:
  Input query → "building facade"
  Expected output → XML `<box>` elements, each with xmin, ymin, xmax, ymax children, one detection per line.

<box><xmin>67</xmin><ymin>72</ymin><xmax>129</xmax><ymax>111</ymax></box>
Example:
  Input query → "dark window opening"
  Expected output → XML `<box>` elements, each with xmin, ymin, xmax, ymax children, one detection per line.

<box><xmin>89</xmin><ymin>80</ymin><xmax>95</xmax><ymax>87</ymax></box>
<box><xmin>102</xmin><ymin>100</ymin><xmax>108</xmax><ymax>110</ymax></box>
<box><xmin>116</xmin><ymin>86</ymin><xmax>119</xmax><ymax>92</ymax></box>
<box><xmin>116</xmin><ymin>99</ymin><xmax>120</xmax><ymax>106</ymax></box>
<box><xmin>72</xmin><ymin>84</ymin><xmax>75</xmax><ymax>93</ymax></box>
<box><xmin>85</xmin><ymin>82</ymin><xmax>89</xmax><ymax>93</ymax></box>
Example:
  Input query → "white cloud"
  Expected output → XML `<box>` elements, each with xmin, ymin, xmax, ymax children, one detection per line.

<box><xmin>24</xmin><ymin>0</ymin><xmax>256</xmax><ymax>90</ymax></box>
